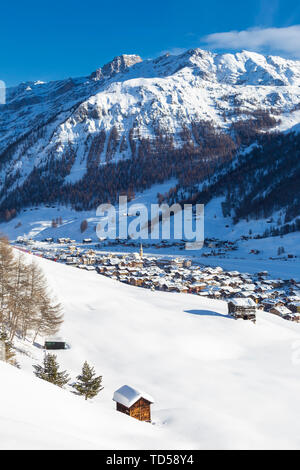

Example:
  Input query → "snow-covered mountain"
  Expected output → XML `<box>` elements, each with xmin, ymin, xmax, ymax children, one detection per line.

<box><xmin>1</xmin><ymin>48</ymin><xmax>300</xmax><ymax>222</ymax></box>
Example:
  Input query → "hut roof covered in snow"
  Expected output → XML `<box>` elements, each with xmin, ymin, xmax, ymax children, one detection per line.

<box><xmin>229</xmin><ymin>298</ymin><xmax>256</xmax><ymax>307</ymax></box>
<box><xmin>113</xmin><ymin>385</ymin><xmax>154</xmax><ymax>408</ymax></box>
<box><xmin>45</xmin><ymin>336</ymin><xmax>65</xmax><ymax>342</ymax></box>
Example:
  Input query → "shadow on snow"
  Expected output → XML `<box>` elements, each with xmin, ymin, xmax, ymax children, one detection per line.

<box><xmin>184</xmin><ymin>309</ymin><xmax>232</xmax><ymax>319</ymax></box>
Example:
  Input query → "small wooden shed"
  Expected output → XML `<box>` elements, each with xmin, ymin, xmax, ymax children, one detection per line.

<box><xmin>113</xmin><ymin>385</ymin><xmax>154</xmax><ymax>422</ymax></box>
<box><xmin>228</xmin><ymin>298</ymin><xmax>256</xmax><ymax>322</ymax></box>
<box><xmin>44</xmin><ymin>336</ymin><xmax>67</xmax><ymax>350</ymax></box>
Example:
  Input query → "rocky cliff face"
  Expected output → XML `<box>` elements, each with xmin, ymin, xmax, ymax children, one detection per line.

<box><xmin>89</xmin><ymin>54</ymin><xmax>143</xmax><ymax>80</ymax></box>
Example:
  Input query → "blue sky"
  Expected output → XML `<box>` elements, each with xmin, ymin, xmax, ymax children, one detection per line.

<box><xmin>1</xmin><ymin>0</ymin><xmax>300</xmax><ymax>86</ymax></box>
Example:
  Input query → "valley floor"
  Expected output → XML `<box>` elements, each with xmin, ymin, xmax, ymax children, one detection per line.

<box><xmin>1</xmin><ymin>187</ymin><xmax>299</xmax><ymax>281</ymax></box>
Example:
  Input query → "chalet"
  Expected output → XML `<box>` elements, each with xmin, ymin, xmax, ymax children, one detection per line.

<box><xmin>269</xmin><ymin>305</ymin><xmax>293</xmax><ymax>317</ymax></box>
<box><xmin>227</xmin><ymin>271</ymin><xmax>241</xmax><ymax>278</ymax></box>
<box><xmin>237</xmin><ymin>290</ymin><xmax>252</xmax><ymax>298</ymax></box>
<box><xmin>268</xmin><ymin>279</ymin><xmax>284</xmax><ymax>288</ymax></box>
<box><xmin>113</xmin><ymin>385</ymin><xmax>154</xmax><ymax>422</ymax></box>
<box><xmin>65</xmin><ymin>256</ymin><xmax>78</xmax><ymax>265</ymax></box>
<box><xmin>255</xmin><ymin>284</ymin><xmax>269</xmax><ymax>293</ymax></box>
<box><xmin>81</xmin><ymin>255</ymin><xmax>96</xmax><ymax>265</ymax></box>
<box><xmin>288</xmin><ymin>291</ymin><xmax>300</xmax><ymax>299</ymax></box>
<box><xmin>243</xmin><ymin>283</ymin><xmax>256</xmax><ymax>291</ymax></box>
<box><xmin>288</xmin><ymin>302</ymin><xmax>300</xmax><ymax>314</ymax></box>
<box><xmin>282</xmin><ymin>312</ymin><xmax>300</xmax><ymax>322</ymax></box>
<box><xmin>177</xmin><ymin>285</ymin><xmax>189</xmax><ymax>293</ymax></box>
<box><xmin>205</xmin><ymin>286</ymin><xmax>222</xmax><ymax>299</ymax></box>
<box><xmin>84</xmin><ymin>265</ymin><xmax>96</xmax><ymax>271</ymax></box>
<box><xmin>183</xmin><ymin>259</ymin><xmax>192</xmax><ymax>268</ymax></box>
<box><xmin>96</xmin><ymin>266</ymin><xmax>106</xmax><ymax>274</ymax></box>
<box><xmin>260</xmin><ymin>298</ymin><xmax>284</xmax><ymax>311</ymax></box>
<box><xmin>228</xmin><ymin>298</ymin><xmax>256</xmax><ymax>321</ymax></box>
<box><xmin>190</xmin><ymin>282</ymin><xmax>206</xmax><ymax>294</ymax></box>
<box><xmin>155</xmin><ymin>257</ymin><xmax>171</xmax><ymax>267</ymax></box>
<box><xmin>118</xmin><ymin>269</ymin><xmax>129</xmax><ymax>277</ymax></box>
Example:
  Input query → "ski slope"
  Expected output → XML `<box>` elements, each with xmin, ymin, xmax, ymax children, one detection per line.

<box><xmin>1</xmin><ymin>252</ymin><xmax>300</xmax><ymax>449</ymax></box>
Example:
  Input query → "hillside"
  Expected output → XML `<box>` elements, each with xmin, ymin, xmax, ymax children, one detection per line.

<box><xmin>0</xmin><ymin>361</ymin><xmax>166</xmax><ymax>450</ymax></box>
<box><xmin>1</xmin><ymin>49</ymin><xmax>300</xmax><ymax>226</ymax></box>
<box><xmin>4</xmin><ymin>252</ymin><xmax>300</xmax><ymax>450</ymax></box>
<box><xmin>167</xmin><ymin>131</ymin><xmax>300</xmax><ymax>229</ymax></box>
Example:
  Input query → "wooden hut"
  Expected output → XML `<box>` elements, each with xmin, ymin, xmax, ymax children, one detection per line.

<box><xmin>113</xmin><ymin>385</ymin><xmax>154</xmax><ymax>422</ymax></box>
<box><xmin>228</xmin><ymin>298</ymin><xmax>256</xmax><ymax>322</ymax></box>
<box><xmin>44</xmin><ymin>336</ymin><xmax>67</xmax><ymax>350</ymax></box>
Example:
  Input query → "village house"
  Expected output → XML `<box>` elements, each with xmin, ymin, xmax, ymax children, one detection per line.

<box><xmin>113</xmin><ymin>385</ymin><xmax>154</xmax><ymax>422</ymax></box>
<box><xmin>189</xmin><ymin>282</ymin><xmax>207</xmax><ymax>294</ymax></box>
<box><xmin>260</xmin><ymin>298</ymin><xmax>285</xmax><ymax>311</ymax></box>
<box><xmin>65</xmin><ymin>256</ymin><xmax>79</xmax><ymax>265</ymax></box>
<box><xmin>257</xmin><ymin>271</ymin><xmax>269</xmax><ymax>278</ymax></box>
<box><xmin>288</xmin><ymin>302</ymin><xmax>300</xmax><ymax>314</ymax></box>
<box><xmin>202</xmin><ymin>286</ymin><xmax>222</xmax><ymax>299</ymax></box>
<box><xmin>282</xmin><ymin>312</ymin><xmax>300</xmax><ymax>322</ymax></box>
<box><xmin>269</xmin><ymin>305</ymin><xmax>293</xmax><ymax>318</ymax></box>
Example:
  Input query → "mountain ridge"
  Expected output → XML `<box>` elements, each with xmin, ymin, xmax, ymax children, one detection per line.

<box><xmin>0</xmin><ymin>48</ymin><xmax>300</xmax><ymax>226</ymax></box>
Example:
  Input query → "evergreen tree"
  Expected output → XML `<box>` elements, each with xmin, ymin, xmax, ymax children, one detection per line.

<box><xmin>80</xmin><ymin>219</ymin><xmax>88</xmax><ymax>233</ymax></box>
<box><xmin>33</xmin><ymin>353</ymin><xmax>70</xmax><ymax>388</ymax></box>
<box><xmin>72</xmin><ymin>361</ymin><xmax>103</xmax><ymax>400</ymax></box>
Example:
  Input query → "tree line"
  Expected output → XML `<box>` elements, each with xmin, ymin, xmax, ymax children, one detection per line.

<box><xmin>0</xmin><ymin>112</ymin><xmax>287</xmax><ymax>228</ymax></box>
<box><xmin>161</xmin><ymin>130</ymin><xmax>300</xmax><ymax>234</ymax></box>
<box><xmin>0</xmin><ymin>236</ymin><xmax>63</xmax><ymax>343</ymax></box>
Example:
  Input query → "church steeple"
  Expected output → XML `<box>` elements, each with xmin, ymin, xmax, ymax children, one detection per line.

<box><xmin>139</xmin><ymin>243</ymin><xmax>143</xmax><ymax>258</ymax></box>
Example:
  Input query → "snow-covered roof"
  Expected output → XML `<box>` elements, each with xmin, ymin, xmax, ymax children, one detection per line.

<box><xmin>271</xmin><ymin>305</ymin><xmax>292</xmax><ymax>315</ymax></box>
<box><xmin>113</xmin><ymin>385</ymin><xmax>154</xmax><ymax>408</ymax></box>
<box><xmin>229</xmin><ymin>298</ymin><xmax>256</xmax><ymax>307</ymax></box>
<box><xmin>45</xmin><ymin>336</ymin><xmax>65</xmax><ymax>342</ymax></box>
<box><xmin>243</xmin><ymin>284</ymin><xmax>256</xmax><ymax>291</ymax></box>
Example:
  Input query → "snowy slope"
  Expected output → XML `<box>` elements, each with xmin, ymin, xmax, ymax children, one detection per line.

<box><xmin>5</xmin><ymin>252</ymin><xmax>300</xmax><ymax>450</ymax></box>
<box><xmin>0</xmin><ymin>181</ymin><xmax>176</xmax><ymax>242</ymax></box>
<box><xmin>0</xmin><ymin>361</ymin><xmax>168</xmax><ymax>450</ymax></box>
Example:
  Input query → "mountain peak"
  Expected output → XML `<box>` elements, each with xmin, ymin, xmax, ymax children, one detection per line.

<box><xmin>89</xmin><ymin>54</ymin><xmax>142</xmax><ymax>81</ymax></box>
